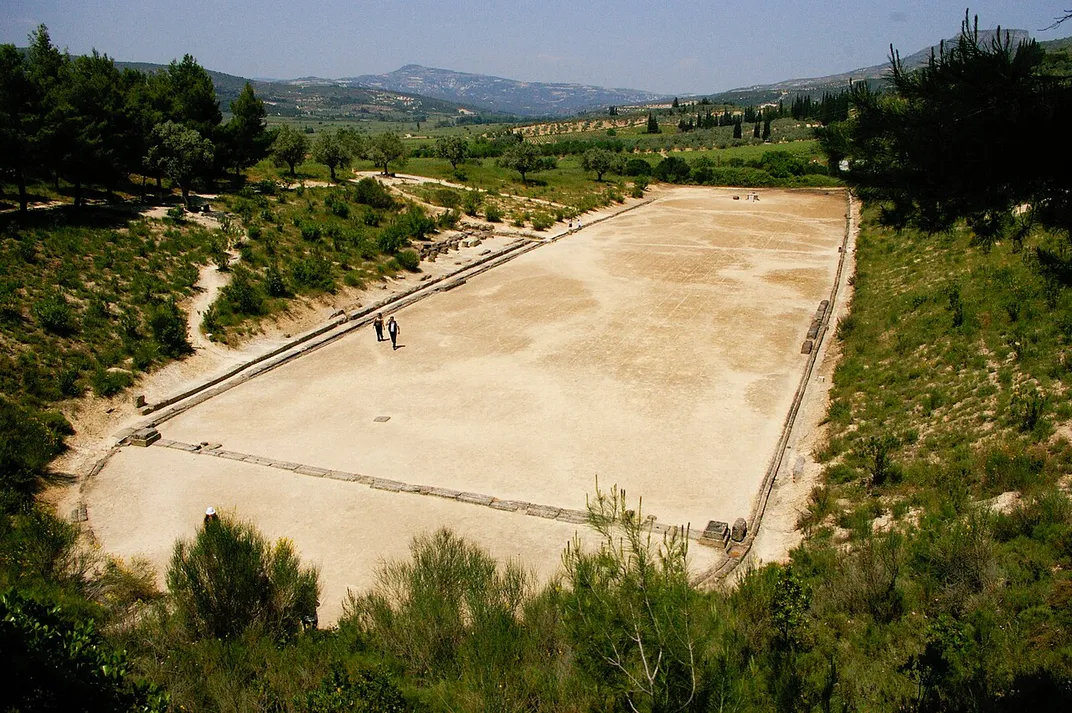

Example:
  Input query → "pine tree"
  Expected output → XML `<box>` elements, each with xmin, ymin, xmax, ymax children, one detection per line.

<box><xmin>646</xmin><ymin>113</ymin><xmax>660</xmax><ymax>134</ymax></box>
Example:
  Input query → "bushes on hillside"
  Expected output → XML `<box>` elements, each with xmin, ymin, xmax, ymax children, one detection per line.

<box><xmin>166</xmin><ymin>515</ymin><xmax>319</xmax><ymax>641</ymax></box>
<box><xmin>0</xmin><ymin>398</ymin><xmax>68</xmax><ymax>506</ymax></box>
<box><xmin>353</xmin><ymin>177</ymin><xmax>396</xmax><ymax>210</ymax></box>
<box><xmin>147</xmin><ymin>299</ymin><xmax>191</xmax><ymax>358</ymax></box>
<box><xmin>1</xmin><ymin>590</ymin><xmax>166</xmax><ymax>712</ymax></box>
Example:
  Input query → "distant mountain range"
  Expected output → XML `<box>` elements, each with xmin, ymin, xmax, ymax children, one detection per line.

<box><xmin>706</xmin><ymin>29</ymin><xmax>1034</xmax><ymax>106</ymax></box>
<box><xmin>115</xmin><ymin>61</ymin><xmax>495</xmax><ymax>122</ymax></box>
<box><xmin>336</xmin><ymin>65</ymin><xmax>667</xmax><ymax>117</ymax></box>
<box><xmin>106</xmin><ymin>27</ymin><xmax>1065</xmax><ymax>121</ymax></box>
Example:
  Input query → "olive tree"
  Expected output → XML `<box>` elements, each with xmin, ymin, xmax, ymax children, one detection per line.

<box><xmin>582</xmin><ymin>147</ymin><xmax>620</xmax><ymax>182</ymax></box>
<box><xmin>367</xmin><ymin>132</ymin><xmax>407</xmax><ymax>175</ymax></box>
<box><xmin>270</xmin><ymin>124</ymin><xmax>309</xmax><ymax>176</ymax></box>
<box><xmin>497</xmin><ymin>141</ymin><xmax>555</xmax><ymax>184</ymax></box>
<box><xmin>434</xmin><ymin>135</ymin><xmax>469</xmax><ymax>170</ymax></box>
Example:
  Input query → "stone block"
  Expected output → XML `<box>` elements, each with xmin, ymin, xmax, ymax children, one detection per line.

<box><xmin>556</xmin><ymin>509</ymin><xmax>589</xmax><ymax>524</ymax></box>
<box><xmin>296</xmin><ymin>465</ymin><xmax>329</xmax><ymax>477</ymax></box>
<box><xmin>134</xmin><ymin>394</ymin><xmax>146</xmax><ymax>408</ymax></box>
<box><xmin>800</xmin><ymin>340</ymin><xmax>813</xmax><ymax>354</ymax></box>
<box><xmin>428</xmin><ymin>487</ymin><xmax>461</xmax><ymax>500</ymax></box>
<box><xmin>525</xmin><ymin>505</ymin><xmax>561</xmax><ymax>519</ymax></box>
<box><xmin>129</xmin><ymin>427</ymin><xmax>161</xmax><ymax>447</ymax></box>
<box><xmin>731</xmin><ymin>517</ymin><xmax>748</xmax><ymax>542</ymax></box>
<box><xmin>370</xmin><ymin>478</ymin><xmax>404</xmax><ymax>492</ymax></box>
<box><xmin>489</xmin><ymin>500</ymin><xmax>522</xmax><ymax>512</ymax></box>
<box><xmin>457</xmin><ymin>492</ymin><xmax>494</xmax><ymax>506</ymax></box>
<box><xmin>807</xmin><ymin>323</ymin><xmax>820</xmax><ymax>339</ymax></box>
<box><xmin>700</xmin><ymin>520</ymin><xmax>731</xmax><ymax>548</ymax></box>
<box><xmin>70</xmin><ymin>503</ymin><xmax>88</xmax><ymax>523</ymax></box>
<box><xmin>270</xmin><ymin>460</ymin><xmax>301</xmax><ymax>470</ymax></box>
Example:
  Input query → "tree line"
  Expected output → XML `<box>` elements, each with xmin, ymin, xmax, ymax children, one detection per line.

<box><xmin>0</xmin><ymin>26</ymin><xmax>274</xmax><ymax>211</ymax></box>
<box><xmin>821</xmin><ymin>14</ymin><xmax>1072</xmax><ymax>245</ymax></box>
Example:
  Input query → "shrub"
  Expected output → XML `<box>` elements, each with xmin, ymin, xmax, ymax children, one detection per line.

<box><xmin>57</xmin><ymin>366</ymin><xmax>83</xmax><ymax>397</ymax></box>
<box><xmin>530</xmin><ymin>212</ymin><xmax>555</xmax><ymax>231</ymax></box>
<box><xmin>653</xmin><ymin>156</ymin><xmax>691</xmax><ymax>183</ymax></box>
<box><xmin>130</xmin><ymin>342</ymin><xmax>159</xmax><ymax>372</ymax></box>
<box><xmin>32</xmin><ymin>292</ymin><xmax>75</xmax><ymax>335</ymax></box>
<box><xmin>395</xmin><ymin>249</ymin><xmax>420</xmax><ymax>272</ymax></box>
<box><xmin>166</xmin><ymin>515</ymin><xmax>320</xmax><ymax>641</ymax></box>
<box><xmin>210</xmin><ymin>239</ymin><xmax>229</xmax><ymax>271</ymax></box>
<box><xmin>397</xmin><ymin>206</ymin><xmax>436</xmax><ymax>241</ymax></box>
<box><xmin>291</xmin><ymin>254</ymin><xmax>335</xmax><ymax>292</ymax></box>
<box><xmin>484</xmin><ymin>205</ymin><xmax>502</xmax><ymax>222</ymax></box>
<box><xmin>461</xmin><ymin>190</ymin><xmax>483</xmax><ymax>216</ymax></box>
<box><xmin>200</xmin><ymin>303</ymin><xmax>221</xmax><ymax>336</ymax></box>
<box><xmin>90</xmin><ymin>367</ymin><xmax>133</xmax><ymax>397</ymax></box>
<box><xmin>624</xmin><ymin>157</ymin><xmax>653</xmax><ymax>176</ymax></box>
<box><xmin>300</xmin><ymin>667</ymin><xmax>407</xmax><ymax>713</ymax></box>
<box><xmin>982</xmin><ymin>446</ymin><xmax>1046</xmax><ymax>492</ymax></box>
<box><xmin>300</xmin><ymin>223</ymin><xmax>322</xmax><ymax>242</ymax></box>
<box><xmin>1008</xmin><ymin>383</ymin><xmax>1046</xmax><ymax>432</ymax></box>
<box><xmin>222</xmin><ymin>269</ymin><xmax>264</xmax><ymax>316</ymax></box>
<box><xmin>324</xmin><ymin>191</ymin><xmax>350</xmax><ymax>218</ymax></box>
<box><xmin>0</xmin><ymin>590</ymin><xmax>167</xmax><ymax>712</ymax></box>
<box><xmin>353</xmin><ymin>177</ymin><xmax>396</xmax><ymax>210</ymax></box>
<box><xmin>147</xmin><ymin>299</ymin><xmax>191</xmax><ymax>357</ymax></box>
<box><xmin>431</xmin><ymin>188</ymin><xmax>461</xmax><ymax>208</ymax></box>
<box><xmin>561</xmin><ymin>486</ymin><xmax>703</xmax><ymax>712</ymax></box>
<box><xmin>835</xmin><ymin>314</ymin><xmax>856</xmax><ymax>340</ymax></box>
<box><xmin>263</xmin><ymin>263</ymin><xmax>290</xmax><ymax>297</ymax></box>
<box><xmin>344</xmin><ymin>528</ymin><xmax>532</xmax><ymax>679</ymax></box>
<box><xmin>856</xmin><ymin>433</ymin><xmax>901</xmax><ymax>487</ymax></box>
<box><xmin>377</xmin><ymin>223</ymin><xmax>409</xmax><ymax>255</ymax></box>
<box><xmin>828</xmin><ymin>531</ymin><xmax>906</xmax><ymax>623</ymax></box>
<box><xmin>436</xmin><ymin>209</ymin><xmax>460</xmax><ymax>230</ymax></box>
<box><xmin>917</xmin><ymin>510</ymin><xmax>998</xmax><ymax>604</ymax></box>
<box><xmin>0</xmin><ymin>398</ymin><xmax>67</xmax><ymax>502</ymax></box>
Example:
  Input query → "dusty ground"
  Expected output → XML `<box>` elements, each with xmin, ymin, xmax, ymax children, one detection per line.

<box><xmin>744</xmin><ymin>196</ymin><xmax>858</xmax><ymax>570</ymax></box>
<box><xmin>76</xmin><ymin>186</ymin><xmax>847</xmax><ymax>623</ymax></box>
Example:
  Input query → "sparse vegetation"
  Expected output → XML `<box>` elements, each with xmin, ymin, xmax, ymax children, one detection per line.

<box><xmin>4</xmin><ymin>15</ymin><xmax>1072</xmax><ymax>713</ymax></box>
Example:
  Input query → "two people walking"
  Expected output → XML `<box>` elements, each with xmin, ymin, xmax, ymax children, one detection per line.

<box><xmin>373</xmin><ymin>313</ymin><xmax>401</xmax><ymax>350</ymax></box>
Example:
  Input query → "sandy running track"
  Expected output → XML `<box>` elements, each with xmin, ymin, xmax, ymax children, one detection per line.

<box><xmin>84</xmin><ymin>186</ymin><xmax>847</xmax><ymax>623</ymax></box>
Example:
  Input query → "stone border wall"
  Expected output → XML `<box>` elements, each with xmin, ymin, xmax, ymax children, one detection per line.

<box><xmin>704</xmin><ymin>191</ymin><xmax>855</xmax><ymax>581</ymax></box>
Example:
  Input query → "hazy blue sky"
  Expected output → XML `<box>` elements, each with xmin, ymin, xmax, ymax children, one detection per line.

<box><xmin>2</xmin><ymin>1</ymin><xmax>1069</xmax><ymax>93</ymax></box>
